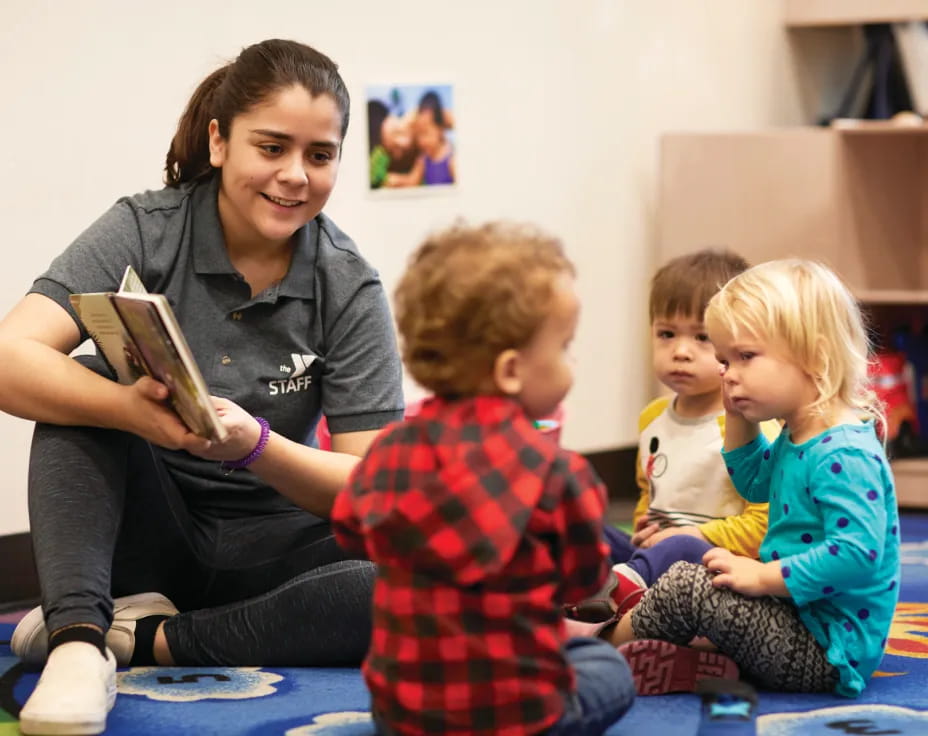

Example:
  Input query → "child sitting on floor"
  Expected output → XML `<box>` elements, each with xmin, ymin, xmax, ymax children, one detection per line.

<box><xmin>569</xmin><ymin>250</ymin><xmax>777</xmax><ymax>623</ymax></box>
<box><xmin>609</xmin><ymin>258</ymin><xmax>900</xmax><ymax>697</ymax></box>
<box><xmin>332</xmin><ymin>221</ymin><xmax>634</xmax><ymax>735</ymax></box>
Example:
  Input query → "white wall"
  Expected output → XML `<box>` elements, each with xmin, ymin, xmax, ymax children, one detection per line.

<box><xmin>0</xmin><ymin>0</ymin><xmax>855</xmax><ymax>536</ymax></box>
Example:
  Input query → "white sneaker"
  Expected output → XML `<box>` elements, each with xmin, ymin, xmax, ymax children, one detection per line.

<box><xmin>12</xmin><ymin>592</ymin><xmax>178</xmax><ymax>668</ymax></box>
<box><xmin>19</xmin><ymin>641</ymin><xmax>117</xmax><ymax>735</ymax></box>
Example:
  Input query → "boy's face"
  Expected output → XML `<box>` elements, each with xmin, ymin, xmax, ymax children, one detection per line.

<box><xmin>651</xmin><ymin>312</ymin><xmax>722</xmax><ymax>407</ymax></box>
<box><xmin>514</xmin><ymin>274</ymin><xmax>579</xmax><ymax>419</ymax></box>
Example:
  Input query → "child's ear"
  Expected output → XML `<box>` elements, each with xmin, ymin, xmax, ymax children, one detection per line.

<box><xmin>492</xmin><ymin>349</ymin><xmax>522</xmax><ymax>395</ymax></box>
<box><xmin>811</xmin><ymin>336</ymin><xmax>830</xmax><ymax>384</ymax></box>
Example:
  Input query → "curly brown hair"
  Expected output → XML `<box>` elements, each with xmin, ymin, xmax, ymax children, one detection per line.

<box><xmin>395</xmin><ymin>221</ymin><xmax>575</xmax><ymax>396</ymax></box>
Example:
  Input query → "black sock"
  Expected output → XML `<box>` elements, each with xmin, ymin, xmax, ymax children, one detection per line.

<box><xmin>129</xmin><ymin>615</ymin><xmax>170</xmax><ymax>666</ymax></box>
<box><xmin>48</xmin><ymin>625</ymin><xmax>106</xmax><ymax>659</ymax></box>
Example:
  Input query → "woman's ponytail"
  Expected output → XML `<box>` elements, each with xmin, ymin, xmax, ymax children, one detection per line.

<box><xmin>164</xmin><ymin>66</ymin><xmax>228</xmax><ymax>187</ymax></box>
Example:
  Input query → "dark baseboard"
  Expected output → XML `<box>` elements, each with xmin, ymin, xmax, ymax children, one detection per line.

<box><xmin>0</xmin><ymin>445</ymin><xmax>635</xmax><ymax>606</ymax></box>
<box><xmin>0</xmin><ymin>532</ymin><xmax>38</xmax><ymax>610</ymax></box>
<box><xmin>583</xmin><ymin>445</ymin><xmax>637</xmax><ymax>501</ymax></box>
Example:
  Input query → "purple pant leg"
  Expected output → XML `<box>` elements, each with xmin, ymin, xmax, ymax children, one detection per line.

<box><xmin>603</xmin><ymin>525</ymin><xmax>635</xmax><ymax>564</ymax></box>
<box><xmin>624</xmin><ymin>535</ymin><xmax>714</xmax><ymax>586</ymax></box>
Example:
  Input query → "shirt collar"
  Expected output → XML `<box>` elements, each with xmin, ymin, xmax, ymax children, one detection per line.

<box><xmin>191</xmin><ymin>173</ymin><xmax>316</xmax><ymax>299</ymax></box>
<box><xmin>277</xmin><ymin>222</ymin><xmax>317</xmax><ymax>299</ymax></box>
<box><xmin>191</xmin><ymin>174</ymin><xmax>234</xmax><ymax>277</ymax></box>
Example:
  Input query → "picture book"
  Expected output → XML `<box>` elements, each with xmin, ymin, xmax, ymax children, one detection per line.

<box><xmin>69</xmin><ymin>266</ymin><xmax>228</xmax><ymax>441</ymax></box>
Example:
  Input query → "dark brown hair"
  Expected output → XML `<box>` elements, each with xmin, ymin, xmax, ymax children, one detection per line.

<box><xmin>164</xmin><ymin>39</ymin><xmax>350</xmax><ymax>187</ymax></box>
<box><xmin>394</xmin><ymin>221</ymin><xmax>574</xmax><ymax>397</ymax></box>
<box><xmin>649</xmin><ymin>248</ymin><xmax>750</xmax><ymax>322</ymax></box>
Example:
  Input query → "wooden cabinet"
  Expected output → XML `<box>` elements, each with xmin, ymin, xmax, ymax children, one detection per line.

<box><xmin>658</xmin><ymin>126</ymin><xmax>928</xmax><ymax>506</ymax></box>
<box><xmin>659</xmin><ymin>126</ymin><xmax>928</xmax><ymax>295</ymax></box>
<box><xmin>657</xmin><ymin>0</ymin><xmax>928</xmax><ymax>505</ymax></box>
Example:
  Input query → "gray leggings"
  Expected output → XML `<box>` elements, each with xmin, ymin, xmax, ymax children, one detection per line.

<box><xmin>28</xmin><ymin>421</ymin><xmax>374</xmax><ymax>666</ymax></box>
<box><xmin>631</xmin><ymin>561</ymin><xmax>840</xmax><ymax>692</ymax></box>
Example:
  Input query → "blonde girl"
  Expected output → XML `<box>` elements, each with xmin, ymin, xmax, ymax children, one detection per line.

<box><xmin>609</xmin><ymin>259</ymin><xmax>900</xmax><ymax>698</ymax></box>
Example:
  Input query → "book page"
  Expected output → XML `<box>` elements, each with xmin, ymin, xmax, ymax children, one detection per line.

<box><xmin>68</xmin><ymin>292</ymin><xmax>145</xmax><ymax>385</ymax></box>
<box><xmin>109</xmin><ymin>293</ymin><xmax>228</xmax><ymax>441</ymax></box>
<box><xmin>118</xmin><ymin>264</ymin><xmax>148</xmax><ymax>295</ymax></box>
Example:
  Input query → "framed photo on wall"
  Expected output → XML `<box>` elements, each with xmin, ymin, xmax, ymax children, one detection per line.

<box><xmin>366</xmin><ymin>83</ymin><xmax>456</xmax><ymax>191</ymax></box>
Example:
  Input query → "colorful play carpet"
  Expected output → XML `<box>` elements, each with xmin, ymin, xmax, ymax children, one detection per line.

<box><xmin>3</xmin><ymin>514</ymin><xmax>928</xmax><ymax>735</ymax></box>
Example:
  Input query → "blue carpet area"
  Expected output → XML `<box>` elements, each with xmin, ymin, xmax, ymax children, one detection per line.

<box><xmin>3</xmin><ymin>513</ymin><xmax>928</xmax><ymax>735</ymax></box>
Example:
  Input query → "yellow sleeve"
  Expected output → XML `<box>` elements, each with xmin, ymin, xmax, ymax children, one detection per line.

<box><xmin>699</xmin><ymin>500</ymin><xmax>768</xmax><ymax>558</ymax></box>
<box><xmin>632</xmin><ymin>397</ymin><xmax>670</xmax><ymax>529</ymax></box>
<box><xmin>697</xmin><ymin>417</ymin><xmax>780</xmax><ymax>558</ymax></box>
<box><xmin>633</xmin><ymin>446</ymin><xmax>650</xmax><ymax>528</ymax></box>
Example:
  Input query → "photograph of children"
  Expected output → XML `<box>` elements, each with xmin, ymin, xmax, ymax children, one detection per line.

<box><xmin>366</xmin><ymin>83</ymin><xmax>456</xmax><ymax>190</ymax></box>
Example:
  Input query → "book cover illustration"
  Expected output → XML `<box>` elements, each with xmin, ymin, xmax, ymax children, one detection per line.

<box><xmin>69</xmin><ymin>267</ymin><xmax>228</xmax><ymax>441</ymax></box>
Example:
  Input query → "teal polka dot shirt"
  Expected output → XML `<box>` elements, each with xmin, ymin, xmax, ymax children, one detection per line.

<box><xmin>722</xmin><ymin>423</ymin><xmax>900</xmax><ymax>697</ymax></box>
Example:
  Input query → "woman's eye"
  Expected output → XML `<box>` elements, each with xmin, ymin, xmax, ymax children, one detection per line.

<box><xmin>260</xmin><ymin>144</ymin><xmax>283</xmax><ymax>155</ymax></box>
<box><xmin>310</xmin><ymin>151</ymin><xmax>333</xmax><ymax>163</ymax></box>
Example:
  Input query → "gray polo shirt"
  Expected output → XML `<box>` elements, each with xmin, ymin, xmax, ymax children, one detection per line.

<box><xmin>32</xmin><ymin>174</ymin><xmax>404</xmax><ymax>517</ymax></box>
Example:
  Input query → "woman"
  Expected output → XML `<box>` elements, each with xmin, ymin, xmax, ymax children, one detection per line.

<box><xmin>1</xmin><ymin>39</ymin><xmax>403</xmax><ymax>735</ymax></box>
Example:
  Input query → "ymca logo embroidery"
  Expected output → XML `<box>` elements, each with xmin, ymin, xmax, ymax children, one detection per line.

<box><xmin>290</xmin><ymin>353</ymin><xmax>316</xmax><ymax>378</ymax></box>
<box><xmin>269</xmin><ymin>353</ymin><xmax>318</xmax><ymax>395</ymax></box>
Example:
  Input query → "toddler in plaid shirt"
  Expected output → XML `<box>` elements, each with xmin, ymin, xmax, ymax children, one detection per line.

<box><xmin>332</xmin><ymin>222</ymin><xmax>634</xmax><ymax>735</ymax></box>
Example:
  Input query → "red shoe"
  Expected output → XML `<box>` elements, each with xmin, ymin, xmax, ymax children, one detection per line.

<box><xmin>614</xmin><ymin>584</ymin><xmax>646</xmax><ymax>617</ymax></box>
<box><xmin>565</xmin><ymin>568</ymin><xmax>646</xmax><ymax>622</ymax></box>
<box><xmin>618</xmin><ymin>639</ymin><xmax>740</xmax><ymax>695</ymax></box>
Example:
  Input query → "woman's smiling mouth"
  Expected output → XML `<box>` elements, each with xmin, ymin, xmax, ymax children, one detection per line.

<box><xmin>262</xmin><ymin>193</ymin><xmax>304</xmax><ymax>207</ymax></box>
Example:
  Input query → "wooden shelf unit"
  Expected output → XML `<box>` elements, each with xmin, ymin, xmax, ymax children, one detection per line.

<box><xmin>658</xmin><ymin>126</ymin><xmax>928</xmax><ymax>506</ymax></box>
<box><xmin>892</xmin><ymin>457</ymin><xmax>928</xmax><ymax>507</ymax></box>
<box><xmin>858</xmin><ymin>289</ymin><xmax>928</xmax><ymax>305</ymax></box>
<box><xmin>785</xmin><ymin>0</ymin><xmax>928</xmax><ymax>28</ymax></box>
<box><xmin>659</xmin><ymin>128</ymin><xmax>928</xmax><ymax>294</ymax></box>
<box><xmin>831</xmin><ymin>119</ymin><xmax>928</xmax><ymax>134</ymax></box>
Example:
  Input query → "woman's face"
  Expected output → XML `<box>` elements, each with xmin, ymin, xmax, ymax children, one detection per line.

<box><xmin>209</xmin><ymin>84</ymin><xmax>342</xmax><ymax>249</ymax></box>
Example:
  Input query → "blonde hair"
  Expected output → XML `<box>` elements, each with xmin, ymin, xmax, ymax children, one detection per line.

<box><xmin>705</xmin><ymin>259</ymin><xmax>882</xmax><ymax>425</ymax></box>
<box><xmin>650</xmin><ymin>249</ymin><xmax>750</xmax><ymax>321</ymax></box>
<box><xmin>394</xmin><ymin>221</ymin><xmax>574</xmax><ymax>396</ymax></box>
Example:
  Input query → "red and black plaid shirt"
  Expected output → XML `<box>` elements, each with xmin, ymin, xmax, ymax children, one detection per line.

<box><xmin>332</xmin><ymin>396</ymin><xmax>610</xmax><ymax>736</ymax></box>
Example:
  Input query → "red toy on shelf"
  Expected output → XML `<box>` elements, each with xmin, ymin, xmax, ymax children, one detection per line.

<box><xmin>870</xmin><ymin>350</ymin><xmax>919</xmax><ymax>451</ymax></box>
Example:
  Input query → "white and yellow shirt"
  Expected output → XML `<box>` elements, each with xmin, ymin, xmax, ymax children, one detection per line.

<box><xmin>634</xmin><ymin>396</ymin><xmax>778</xmax><ymax>558</ymax></box>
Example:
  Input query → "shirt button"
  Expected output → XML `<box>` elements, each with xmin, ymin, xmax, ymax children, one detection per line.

<box><xmin>232</xmin><ymin>312</ymin><xmax>243</xmax><ymax>320</ymax></box>
<box><xmin>221</xmin><ymin>356</ymin><xmax>232</xmax><ymax>365</ymax></box>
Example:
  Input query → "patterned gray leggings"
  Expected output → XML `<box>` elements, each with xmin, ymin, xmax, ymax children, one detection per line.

<box><xmin>630</xmin><ymin>561</ymin><xmax>840</xmax><ymax>692</ymax></box>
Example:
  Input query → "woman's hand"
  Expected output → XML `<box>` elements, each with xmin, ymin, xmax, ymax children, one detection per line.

<box><xmin>702</xmin><ymin>547</ymin><xmax>787</xmax><ymax>597</ymax></box>
<box><xmin>185</xmin><ymin>396</ymin><xmax>264</xmax><ymax>462</ymax></box>
<box><xmin>123</xmin><ymin>376</ymin><xmax>212</xmax><ymax>454</ymax></box>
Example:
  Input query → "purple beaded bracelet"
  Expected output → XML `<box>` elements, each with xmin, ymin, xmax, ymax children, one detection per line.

<box><xmin>221</xmin><ymin>417</ymin><xmax>270</xmax><ymax>472</ymax></box>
